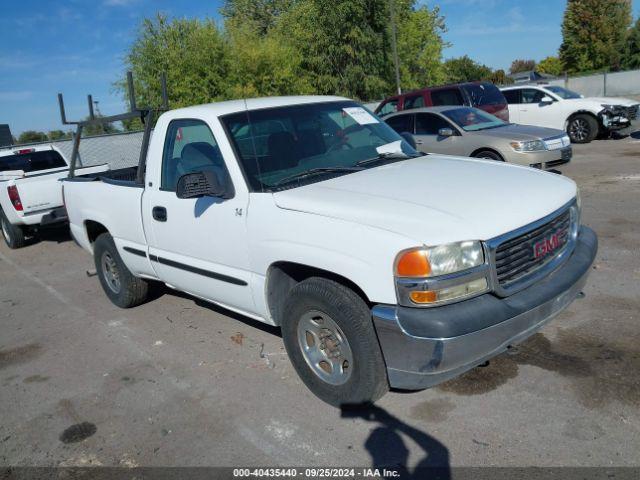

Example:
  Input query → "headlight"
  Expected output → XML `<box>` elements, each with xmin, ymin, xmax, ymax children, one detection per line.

<box><xmin>395</xmin><ymin>241</ymin><xmax>484</xmax><ymax>277</ymax></box>
<box><xmin>510</xmin><ymin>139</ymin><xmax>546</xmax><ymax>152</ymax></box>
<box><xmin>394</xmin><ymin>241</ymin><xmax>489</xmax><ymax>307</ymax></box>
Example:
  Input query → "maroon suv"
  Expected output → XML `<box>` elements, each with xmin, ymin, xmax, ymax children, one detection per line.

<box><xmin>375</xmin><ymin>81</ymin><xmax>510</xmax><ymax>122</ymax></box>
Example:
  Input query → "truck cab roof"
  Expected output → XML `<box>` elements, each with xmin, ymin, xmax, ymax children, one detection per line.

<box><xmin>164</xmin><ymin>96</ymin><xmax>350</xmax><ymax>120</ymax></box>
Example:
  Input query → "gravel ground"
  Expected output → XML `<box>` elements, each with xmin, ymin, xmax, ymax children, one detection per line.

<box><xmin>0</xmin><ymin>132</ymin><xmax>638</xmax><ymax>470</ymax></box>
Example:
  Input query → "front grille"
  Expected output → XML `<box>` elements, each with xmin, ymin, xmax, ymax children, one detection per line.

<box><xmin>495</xmin><ymin>209</ymin><xmax>571</xmax><ymax>286</ymax></box>
<box><xmin>626</xmin><ymin>105</ymin><xmax>639</xmax><ymax>120</ymax></box>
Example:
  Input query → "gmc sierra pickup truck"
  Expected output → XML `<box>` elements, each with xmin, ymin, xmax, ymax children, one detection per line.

<box><xmin>0</xmin><ymin>145</ymin><xmax>107</xmax><ymax>248</ymax></box>
<box><xmin>63</xmin><ymin>96</ymin><xmax>597</xmax><ymax>406</ymax></box>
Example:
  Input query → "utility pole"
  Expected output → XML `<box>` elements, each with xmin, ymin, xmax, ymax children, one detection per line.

<box><xmin>389</xmin><ymin>0</ymin><xmax>401</xmax><ymax>95</ymax></box>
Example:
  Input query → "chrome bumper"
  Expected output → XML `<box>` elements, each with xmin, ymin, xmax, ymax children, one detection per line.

<box><xmin>372</xmin><ymin>226</ymin><xmax>597</xmax><ymax>390</ymax></box>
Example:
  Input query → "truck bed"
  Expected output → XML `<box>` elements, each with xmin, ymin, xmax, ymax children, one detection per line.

<box><xmin>70</xmin><ymin>166</ymin><xmax>140</xmax><ymax>187</ymax></box>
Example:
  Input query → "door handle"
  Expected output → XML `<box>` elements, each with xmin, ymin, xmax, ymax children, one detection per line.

<box><xmin>152</xmin><ymin>206</ymin><xmax>167</xmax><ymax>222</ymax></box>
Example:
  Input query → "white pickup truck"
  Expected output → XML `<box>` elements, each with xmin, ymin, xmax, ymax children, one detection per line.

<box><xmin>0</xmin><ymin>145</ymin><xmax>107</xmax><ymax>249</ymax></box>
<box><xmin>64</xmin><ymin>96</ymin><xmax>598</xmax><ymax>406</ymax></box>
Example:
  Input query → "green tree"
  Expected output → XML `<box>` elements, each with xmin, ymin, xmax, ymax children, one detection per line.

<box><xmin>225</xmin><ymin>21</ymin><xmax>313</xmax><ymax>98</ymax></box>
<box><xmin>17</xmin><ymin>131</ymin><xmax>47</xmax><ymax>144</ymax></box>
<box><xmin>623</xmin><ymin>17</ymin><xmax>640</xmax><ymax>69</ymax></box>
<box><xmin>537</xmin><ymin>56</ymin><xmax>564</xmax><ymax>76</ymax></box>
<box><xmin>281</xmin><ymin>0</ymin><xmax>392</xmax><ymax>100</ymax></box>
<box><xmin>47</xmin><ymin>130</ymin><xmax>71</xmax><ymax>141</ymax></box>
<box><xmin>82</xmin><ymin>116</ymin><xmax>120</xmax><ymax>137</ymax></box>
<box><xmin>489</xmin><ymin>69</ymin><xmax>512</xmax><ymax>85</ymax></box>
<box><xmin>221</xmin><ymin>0</ymin><xmax>293</xmax><ymax>35</ymax></box>
<box><xmin>443</xmin><ymin>55</ymin><xmax>492</xmax><ymax>83</ymax></box>
<box><xmin>394</xmin><ymin>2</ymin><xmax>447</xmax><ymax>91</ymax></box>
<box><xmin>509</xmin><ymin>59</ymin><xmax>536</xmax><ymax>74</ymax></box>
<box><xmin>121</xmin><ymin>14</ymin><xmax>230</xmax><ymax>110</ymax></box>
<box><xmin>559</xmin><ymin>0</ymin><xmax>632</xmax><ymax>72</ymax></box>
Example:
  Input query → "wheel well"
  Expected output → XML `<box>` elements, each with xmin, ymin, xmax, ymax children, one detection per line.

<box><xmin>266</xmin><ymin>262</ymin><xmax>370</xmax><ymax>326</ymax></box>
<box><xmin>470</xmin><ymin>147</ymin><xmax>503</xmax><ymax>160</ymax></box>
<box><xmin>565</xmin><ymin>110</ymin><xmax>600</xmax><ymax>129</ymax></box>
<box><xmin>85</xmin><ymin>220</ymin><xmax>108</xmax><ymax>243</ymax></box>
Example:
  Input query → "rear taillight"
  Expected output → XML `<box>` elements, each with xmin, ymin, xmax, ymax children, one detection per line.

<box><xmin>7</xmin><ymin>185</ymin><xmax>23</xmax><ymax>211</ymax></box>
<box><xmin>13</xmin><ymin>148</ymin><xmax>35</xmax><ymax>155</ymax></box>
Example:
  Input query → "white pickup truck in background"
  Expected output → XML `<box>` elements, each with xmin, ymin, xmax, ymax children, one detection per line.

<box><xmin>0</xmin><ymin>145</ymin><xmax>107</xmax><ymax>248</ymax></box>
<box><xmin>63</xmin><ymin>96</ymin><xmax>598</xmax><ymax>407</ymax></box>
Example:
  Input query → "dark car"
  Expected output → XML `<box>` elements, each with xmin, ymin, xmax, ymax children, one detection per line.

<box><xmin>375</xmin><ymin>81</ymin><xmax>510</xmax><ymax>122</ymax></box>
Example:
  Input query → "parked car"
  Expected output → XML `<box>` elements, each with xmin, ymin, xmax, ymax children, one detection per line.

<box><xmin>500</xmin><ymin>85</ymin><xmax>639</xmax><ymax>143</ymax></box>
<box><xmin>375</xmin><ymin>81</ymin><xmax>510</xmax><ymax>122</ymax></box>
<box><xmin>384</xmin><ymin>106</ymin><xmax>572</xmax><ymax>170</ymax></box>
<box><xmin>0</xmin><ymin>145</ymin><xmax>107</xmax><ymax>249</ymax></box>
<box><xmin>64</xmin><ymin>96</ymin><xmax>597</xmax><ymax>407</ymax></box>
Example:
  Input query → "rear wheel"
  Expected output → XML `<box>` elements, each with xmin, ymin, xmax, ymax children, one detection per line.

<box><xmin>473</xmin><ymin>150</ymin><xmax>504</xmax><ymax>161</ymax></box>
<box><xmin>93</xmin><ymin>233</ymin><xmax>149</xmax><ymax>308</ymax></box>
<box><xmin>281</xmin><ymin>277</ymin><xmax>389</xmax><ymax>407</ymax></box>
<box><xmin>0</xmin><ymin>210</ymin><xmax>26</xmax><ymax>249</ymax></box>
<box><xmin>568</xmin><ymin>114</ymin><xmax>598</xmax><ymax>143</ymax></box>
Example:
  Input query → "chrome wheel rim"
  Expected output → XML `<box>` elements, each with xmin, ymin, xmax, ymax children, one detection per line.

<box><xmin>570</xmin><ymin>119</ymin><xmax>589</xmax><ymax>141</ymax></box>
<box><xmin>1</xmin><ymin>218</ymin><xmax>9</xmax><ymax>243</ymax></box>
<box><xmin>101</xmin><ymin>251</ymin><xmax>121</xmax><ymax>294</ymax></box>
<box><xmin>297</xmin><ymin>310</ymin><xmax>353</xmax><ymax>385</ymax></box>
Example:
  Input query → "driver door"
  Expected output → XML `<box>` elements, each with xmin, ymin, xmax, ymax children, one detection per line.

<box><xmin>141</xmin><ymin>118</ymin><xmax>254</xmax><ymax>314</ymax></box>
<box><xmin>517</xmin><ymin>88</ymin><xmax>562</xmax><ymax>128</ymax></box>
<box><xmin>414</xmin><ymin>113</ymin><xmax>461</xmax><ymax>155</ymax></box>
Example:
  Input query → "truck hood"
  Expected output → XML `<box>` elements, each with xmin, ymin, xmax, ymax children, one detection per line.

<box><xmin>467</xmin><ymin>123</ymin><xmax>566</xmax><ymax>141</ymax></box>
<box><xmin>273</xmin><ymin>156</ymin><xmax>577</xmax><ymax>245</ymax></box>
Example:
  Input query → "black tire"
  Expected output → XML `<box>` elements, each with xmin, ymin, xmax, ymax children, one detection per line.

<box><xmin>567</xmin><ymin>114</ymin><xmax>598</xmax><ymax>144</ymax></box>
<box><xmin>281</xmin><ymin>277</ymin><xmax>389</xmax><ymax>407</ymax></box>
<box><xmin>93</xmin><ymin>233</ymin><xmax>149</xmax><ymax>308</ymax></box>
<box><xmin>0</xmin><ymin>209</ymin><xmax>27</xmax><ymax>249</ymax></box>
<box><xmin>472</xmin><ymin>149</ymin><xmax>504</xmax><ymax>161</ymax></box>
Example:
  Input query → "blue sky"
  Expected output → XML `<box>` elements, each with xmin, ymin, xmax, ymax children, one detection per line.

<box><xmin>1</xmin><ymin>0</ymin><xmax>638</xmax><ymax>135</ymax></box>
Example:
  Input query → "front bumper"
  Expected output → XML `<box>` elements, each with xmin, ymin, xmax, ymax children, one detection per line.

<box><xmin>372</xmin><ymin>226</ymin><xmax>597</xmax><ymax>390</ymax></box>
<box><xmin>507</xmin><ymin>146</ymin><xmax>572</xmax><ymax>170</ymax></box>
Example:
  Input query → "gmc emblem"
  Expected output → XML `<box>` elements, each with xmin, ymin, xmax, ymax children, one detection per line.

<box><xmin>533</xmin><ymin>231</ymin><xmax>564</xmax><ymax>259</ymax></box>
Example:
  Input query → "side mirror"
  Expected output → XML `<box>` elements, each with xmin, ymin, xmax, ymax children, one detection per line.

<box><xmin>540</xmin><ymin>95</ymin><xmax>554</xmax><ymax>104</ymax></box>
<box><xmin>399</xmin><ymin>131</ymin><xmax>416</xmax><ymax>149</ymax></box>
<box><xmin>176</xmin><ymin>171</ymin><xmax>229</xmax><ymax>199</ymax></box>
<box><xmin>438</xmin><ymin>128</ymin><xmax>454</xmax><ymax>137</ymax></box>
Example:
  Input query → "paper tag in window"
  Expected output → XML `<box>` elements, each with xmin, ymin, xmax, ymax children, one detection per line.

<box><xmin>343</xmin><ymin>107</ymin><xmax>378</xmax><ymax>125</ymax></box>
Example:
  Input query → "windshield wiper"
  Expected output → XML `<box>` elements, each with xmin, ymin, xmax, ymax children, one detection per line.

<box><xmin>273</xmin><ymin>167</ymin><xmax>363</xmax><ymax>187</ymax></box>
<box><xmin>355</xmin><ymin>151</ymin><xmax>421</xmax><ymax>167</ymax></box>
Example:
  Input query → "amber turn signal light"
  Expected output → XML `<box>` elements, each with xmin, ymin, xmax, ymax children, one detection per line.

<box><xmin>395</xmin><ymin>249</ymin><xmax>431</xmax><ymax>277</ymax></box>
<box><xmin>409</xmin><ymin>291</ymin><xmax>437</xmax><ymax>304</ymax></box>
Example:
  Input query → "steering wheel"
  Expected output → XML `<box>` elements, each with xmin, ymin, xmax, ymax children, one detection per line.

<box><xmin>327</xmin><ymin>128</ymin><xmax>355</xmax><ymax>152</ymax></box>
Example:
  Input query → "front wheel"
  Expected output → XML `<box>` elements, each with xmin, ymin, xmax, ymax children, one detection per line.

<box><xmin>281</xmin><ymin>277</ymin><xmax>389</xmax><ymax>407</ymax></box>
<box><xmin>472</xmin><ymin>150</ymin><xmax>504</xmax><ymax>161</ymax></box>
<box><xmin>93</xmin><ymin>233</ymin><xmax>149</xmax><ymax>308</ymax></box>
<box><xmin>0</xmin><ymin>210</ymin><xmax>26</xmax><ymax>249</ymax></box>
<box><xmin>568</xmin><ymin>114</ymin><xmax>598</xmax><ymax>143</ymax></box>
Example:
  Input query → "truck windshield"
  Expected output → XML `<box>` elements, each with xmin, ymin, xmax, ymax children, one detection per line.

<box><xmin>441</xmin><ymin>107</ymin><xmax>506</xmax><ymax>131</ymax></box>
<box><xmin>0</xmin><ymin>150</ymin><xmax>67</xmax><ymax>173</ymax></box>
<box><xmin>222</xmin><ymin>101</ymin><xmax>417</xmax><ymax>191</ymax></box>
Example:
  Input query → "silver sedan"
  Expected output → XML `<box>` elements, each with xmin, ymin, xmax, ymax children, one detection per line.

<box><xmin>384</xmin><ymin>106</ymin><xmax>572</xmax><ymax>170</ymax></box>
